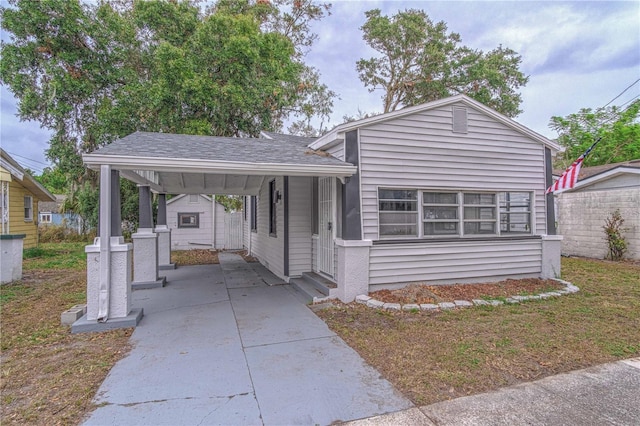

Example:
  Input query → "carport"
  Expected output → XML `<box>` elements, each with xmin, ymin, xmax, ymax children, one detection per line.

<box><xmin>75</xmin><ymin>131</ymin><xmax>356</xmax><ymax>332</ymax></box>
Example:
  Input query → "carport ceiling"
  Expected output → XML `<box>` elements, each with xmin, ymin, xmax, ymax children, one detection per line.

<box><xmin>83</xmin><ymin>132</ymin><xmax>357</xmax><ymax>195</ymax></box>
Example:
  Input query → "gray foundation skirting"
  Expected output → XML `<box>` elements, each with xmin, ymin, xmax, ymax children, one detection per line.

<box><xmin>159</xmin><ymin>263</ymin><xmax>176</xmax><ymax>270</ymax></box>
<box><xmin>132</xmin><ymin>276</ymin><xmax>167</xmax><ymax>290</ymax></box>
<box><xmin>71</xmin><ymin>308</ymin><xmax>144</xmax><ymax>334</ymax></box>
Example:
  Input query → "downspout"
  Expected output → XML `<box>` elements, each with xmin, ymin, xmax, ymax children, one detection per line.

<box><xmin>211</xmin><ymin>194</ymin><xmax>216</xmax><ymax>249</ymax></box>
<box><xmin>97</xmin><ymin>165</ymin><xmax>112</xmax><ymax>322</ymax></box>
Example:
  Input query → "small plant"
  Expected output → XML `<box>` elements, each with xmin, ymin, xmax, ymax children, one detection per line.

<box><xmin>603</xmin><ymin>209</ymin><xmax>628</xmax><ymax>261</ymax></box>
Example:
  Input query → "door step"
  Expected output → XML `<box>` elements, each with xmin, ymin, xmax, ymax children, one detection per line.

<box><xmin>290</xmin><ymin>272</ymin><xmax>336</xmax><ymax>304</ymax></box>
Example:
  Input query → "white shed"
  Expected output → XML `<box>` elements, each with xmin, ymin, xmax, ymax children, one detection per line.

<box><xmin>167</xmin><ymin>194</ymin><xmax>242</xmax><ymax>250</ymax></box>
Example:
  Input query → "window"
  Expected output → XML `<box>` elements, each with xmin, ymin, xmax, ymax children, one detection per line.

<box><xmin>463</xmin><ymin>193</ymin><xmax>496</xmax><ymax>235</ymax></box>
<box><xmin>269</xmin><ymin>180</ymin><xmax>277</xmax><ymax>236</ymax></box>
<box><xmin>40</xmin><ymin>213</ymin><xmax>52</xmax><ymax>223</ymax></box>
<box><xmin>379</xmin><ymin>189</ymin><xmax>532</xmax><ymax>239</ymax></box>
<box><xmin>500</xmin><ymin>192</ymin><xmax>531</xmax><ymax>234</ymax></box>
<box><xmin>250</xmin><ymin>196</ymin><xmax>257</xmax><ymax>232</ymax></box>
<box><xmin>378</xmin><ymin>189</ymin><xmax>418</xmax><ymax>237</ymax></box>
<box><xmin>24</xmin><ymin>195</ymin><xmax>33</xmax><ymax>221</ymax></box>
<box><xmin>177</xmin><ymin>212</ymin><xmax>199</xmax><ymax>228</ymax></box>
<box><xmin>423</xmin><ymin>192</ymin><xmax>459</xmax><ymax>236</ymax></box>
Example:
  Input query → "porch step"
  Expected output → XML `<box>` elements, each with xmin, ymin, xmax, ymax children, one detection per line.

<box><xmin>290</xmin><ymin>272</ymin><xmax>335</xmax><ymax>303</ymax></box>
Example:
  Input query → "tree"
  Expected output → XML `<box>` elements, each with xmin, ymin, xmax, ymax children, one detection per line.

<box><xmin>549</xmin><ymin>100</ymin><xmax>640</xmax><ymax>168</ymax></box>
<box><xmin>35</xmin><ymin>166</ymin><xmax>67</xmax><ymax>194</ymax></box>
<box><xmin>356</xmin><ymin>9</ymin><xmax>528</xmax><ymax>116</ymax></box>
<box><xmin>1</xmin><ymin>0</ymin><xmax>334</xmax><ymax>226</ymax></box>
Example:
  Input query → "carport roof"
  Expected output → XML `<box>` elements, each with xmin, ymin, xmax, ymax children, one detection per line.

<box><xmin>83</xmin><ymin>132</ymin><xmax>356</xmax><ymax>195</ymax></box>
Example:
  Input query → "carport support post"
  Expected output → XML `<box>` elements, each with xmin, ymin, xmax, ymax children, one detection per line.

<box><xmin>132</xmin><ymin>185</ymin><xmax>165</xmax><ymax>289</ymax></box>
<box><xmin>75</xmin><ymin>167</ymin><xmax>141</xmax><ymax>333</ymax></box>
<box><xmin>155</xmin><ymin>193</ymin><xmax>175</xmax><ymax>270</ymax></box>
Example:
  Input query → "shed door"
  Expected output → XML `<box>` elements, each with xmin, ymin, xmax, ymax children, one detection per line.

<box><xmin>318</xmin><ymin>177</ymin><xmax>335</xmax><ymax>277</ymax></box>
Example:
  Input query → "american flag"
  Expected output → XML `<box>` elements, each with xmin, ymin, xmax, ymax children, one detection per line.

<box><xmin>546</xmin><ymin>140</ymin><xmax>599</xmax><ymax>194</ymax></box>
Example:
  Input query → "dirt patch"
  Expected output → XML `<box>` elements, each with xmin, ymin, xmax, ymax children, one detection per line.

<box><xmin>171</xmin><ymin>249</ymin><xmax>219</xmax><ymax>265</ymax></box>
<box><xmin>370</xmin><ymin>278</ymin><xmax>565</xmax><ymax>304</ymax></box>
<box><xmin>238</xmin><ymin>250</ymin><xmax>259</xmax><ymax>263</ymax></box>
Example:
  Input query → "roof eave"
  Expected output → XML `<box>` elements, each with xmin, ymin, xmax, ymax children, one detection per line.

<box><xmin>568</xmin><ymin>167</ymin><xmax>640</xmax><ymax>192</ymax></box>
<box><xmin>310</xmin><ymin>94</ymin><xmax>561</xmax><ymax>152</ymax></box>
<box><xmin>83</xmin><ymin>154</ymin><xmax>357</xmax><ymax>178</ymax></box>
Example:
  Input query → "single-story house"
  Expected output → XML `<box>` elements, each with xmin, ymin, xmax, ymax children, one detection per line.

<box><xmin>1</xmin><ymin>148</ymin><xmax>56</xmax><ymax>248</ymax></box>
<box><xmin>167</xmin><ymin>194</ymin><xmax>242</xmax><ymax>250</ymax></box>
<box><xmin>79</xmin><ymin>94</ymin><xmax>563</xmax><ymax>328</ymax></box>
<box><xmin>38</xmin><ymin>194</ymin><xmax>84</xmax><ymax>232</ymax></box>
<box><xmin>555</xmin><ymin>160</ymin><xmax>640</xmax><ymax>260</ymax></box>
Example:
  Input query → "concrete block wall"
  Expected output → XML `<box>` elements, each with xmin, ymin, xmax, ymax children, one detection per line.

<box><xmin>557</xmin><ymin>188</ymin><xmax>639</xmax><ymax>260</ymax></box>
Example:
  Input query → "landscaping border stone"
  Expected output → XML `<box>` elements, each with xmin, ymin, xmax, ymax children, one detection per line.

<box><xmin>355</xmin><ymin>278</ymin><xmax>579</xmax><ymax>312</ymax></box>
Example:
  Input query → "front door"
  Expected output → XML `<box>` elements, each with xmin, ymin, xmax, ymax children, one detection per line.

<box><xmin>318</xmin><ymin>177</ymin><xmax>335</xmax><ymax>277</ymax></box>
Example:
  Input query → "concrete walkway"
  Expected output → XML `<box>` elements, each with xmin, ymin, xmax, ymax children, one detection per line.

<box><xmin>82</xmin><ymin>253</ymin><xmax>411</xmax><ymax>425</ymax></box>
<box><xmin>345</xmin><ymin>357</ymin><xmax>640</xmax><ymax>425</ymax></box>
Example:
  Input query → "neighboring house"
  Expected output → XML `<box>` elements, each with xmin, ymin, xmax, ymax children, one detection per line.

<box><xmin>1</xmin><ymin>148</ymin><xmax>56</xmax><ymax>248</ymax></box>
<box><xmin>38</xmin><ymin>194</ymin><xmax>84</xmax><ymax>232</ymax></box>
<box><xmin>83</xmin><ymin>94</ymin><xmax>562</xmax><ymax>304</ymax></box>
<box><xmin>555</xmin><ymin>160</ymin><xmax>640</xmax><ymax>260</ymax></box>
<box><xmin>167</xmin><ymin>194</ymin><xmax>242</xmax><ymax>250</ymax></box>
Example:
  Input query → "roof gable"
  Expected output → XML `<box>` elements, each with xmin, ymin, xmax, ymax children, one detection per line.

<box><xmin>1</xmin><ymin>148</ymin><xmax>55</xmax><ymax>202</ymax></box>
<box><xmin>310</xmin><ymin>94</ymin><xmax>560</xmax><ymax>152</ymax></box>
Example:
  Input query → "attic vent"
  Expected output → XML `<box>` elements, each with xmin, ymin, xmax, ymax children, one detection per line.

<box><xmin>189</xmin><ymin>194</ymin><xmax>198</xmax><ymax>203</ymax></box>
<box><xmin>452</xmin><ymin>106</ymin><xmax>468</xmax><ymax>133</ymax></box>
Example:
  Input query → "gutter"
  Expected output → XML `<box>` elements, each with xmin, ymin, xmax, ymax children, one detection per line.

<box><xmin>83</xmin><ymin>154</ymin><xmax>357</xmax><ymax>178</ymax></box>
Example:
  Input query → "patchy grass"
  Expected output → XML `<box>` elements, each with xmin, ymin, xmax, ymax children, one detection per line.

<box><xmin>317</xmin><ymin>257</ymin><xmax>640</xmax><ymax>406</ymax></box>
<box><xmin>22</xmin><ymin>242</ymin><xmax>88</xmax><ymax>271</ymax></box>
<box><xmin>1</xmin><ymin>243</ymin><xmax>132</xmax><ymax>425</ymax></box>
<box><xmin>171</xmin><ymin>249</ymin><xmax>219</xmax><ymax>265</ymax></box>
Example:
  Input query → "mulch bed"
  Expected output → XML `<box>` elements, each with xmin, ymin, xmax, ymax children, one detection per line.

<box><xmin>370</xmin><ymin>278</ymin><xmax>565</xmax><ymax>304</ymax></box>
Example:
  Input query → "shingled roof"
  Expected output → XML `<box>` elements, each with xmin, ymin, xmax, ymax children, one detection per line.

<box><xmin>89</xmin><ymin>132</ymin><xmax>345</xmax><ymax>168</ymax></box>
<box><xmin>554</xmin><ymin>159</ymin><xmax>640</xmax><ymax>180</ymax></box>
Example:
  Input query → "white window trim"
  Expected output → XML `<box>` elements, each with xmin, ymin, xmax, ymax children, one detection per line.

<box><xmin>40</xmin><ymin>212</ymin><xmax>53</xmax><ymax>223</ymax></box>
<box><xmin>24</xmin><ymin>195</ymin><xmax>33</xmax><ymax>222</ymax></box>
<box><xmin>377</xmin><ymin>187</ymin><xmax>534</xmax><ymax>240</ymax></box>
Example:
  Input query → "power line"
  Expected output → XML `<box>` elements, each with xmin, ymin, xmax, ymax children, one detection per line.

<box><xmin>5</xmin><ymin>150</ymin><xmax>50</xmax><ymax>167</ymax></box>
<box><xmin>602</xmin><ymin>78</ymin><xmax>640</xmax><ymax>108</ymax></box>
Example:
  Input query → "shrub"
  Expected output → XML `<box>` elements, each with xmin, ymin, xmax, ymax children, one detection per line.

<box><xmin>38</xmin><ymin>224</ymin><xmax>94</xmax><ymax>243</ymax></box>
<box><xmin>603</xmin><ymin>210</ymin><xmax>627</xmax><ymax>261</ymax></box>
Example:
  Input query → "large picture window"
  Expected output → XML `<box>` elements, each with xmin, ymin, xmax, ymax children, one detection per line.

<box><xmin>379</xmin><ymin>188</ymin><xmax>532</xmax><ymax>239</ymax></box>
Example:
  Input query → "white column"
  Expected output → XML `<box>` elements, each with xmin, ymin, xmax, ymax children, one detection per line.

<box><xmin>132</xmin><ymin>185</ymin><xmax>164</xmax><ymax>289</ymax></box>
<box><xmin>541</xmin><ymin>234</ymin><xmax>563</xmax><ymax>279</ymax></box>
<box><xmin>82</xmin><ymin>167</ymin><xmax>136</xmax><ymax>326</ymax></box>
<box><xmin>155</xmin><ymin>193</ymin><xmax>175</xmax><ymax>270</ymax></box>
<box><xmin>334</xmin><ymin>239</ymin><xmax>372</xmax><ymax>302</ymax></box>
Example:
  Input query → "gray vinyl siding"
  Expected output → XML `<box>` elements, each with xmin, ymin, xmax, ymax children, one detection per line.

<box><xmin>369</xmin><ymin>239</ymin><xmax>542</xmax><ymax>286</ymax></box>
<box><xmin>326</xmin><ymin>141</ymin><xmax>345</xmax><ymax>161</ymax></box>
<box><xmin>359</xmin><ymin>102</ymin><xmax>547</xmax><ymax>241</ymax></box>
<box><xmin>288</xmin><ymin>176</ymin><xmax>312</xmax><ymax>276</ymax></box>
<box><xmin>248</xmin><ymin>177</ymin><xmax>285</xmax><ymax>279</ymax></box>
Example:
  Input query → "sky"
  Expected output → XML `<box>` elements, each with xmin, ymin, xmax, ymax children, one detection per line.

<box><xmin>1</xmin><ymin>0</ymin><xmax>639</xmax><ymax>174</ymax></box>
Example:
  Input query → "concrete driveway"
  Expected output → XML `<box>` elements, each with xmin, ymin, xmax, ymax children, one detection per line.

<box><xmin>82</xmin><ymin>253</ymin><xmax>411</xmax><ymax>425</ymax></box>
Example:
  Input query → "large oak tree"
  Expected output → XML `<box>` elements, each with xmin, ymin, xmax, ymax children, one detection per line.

<box><xmin>357</xmin><ymin>8</ymin><xmax>528</xmax><ymax>116</ymax></box>
<box><xmin>1</xmin><ymin>0</ymin><xmax>334</xmax><ymax>228</ymax></box>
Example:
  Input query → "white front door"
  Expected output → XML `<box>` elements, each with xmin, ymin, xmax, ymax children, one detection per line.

<box><xmin>318</xmin><ymin>177</ymin><xmax>335</xmax><ymax>277</ymax></box>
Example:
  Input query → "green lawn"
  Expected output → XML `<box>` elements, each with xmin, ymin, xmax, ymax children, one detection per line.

<box><xmin>317</xmin><ymin>257</ymin><xmax>640</xmax><ymax>406</ymax></box>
